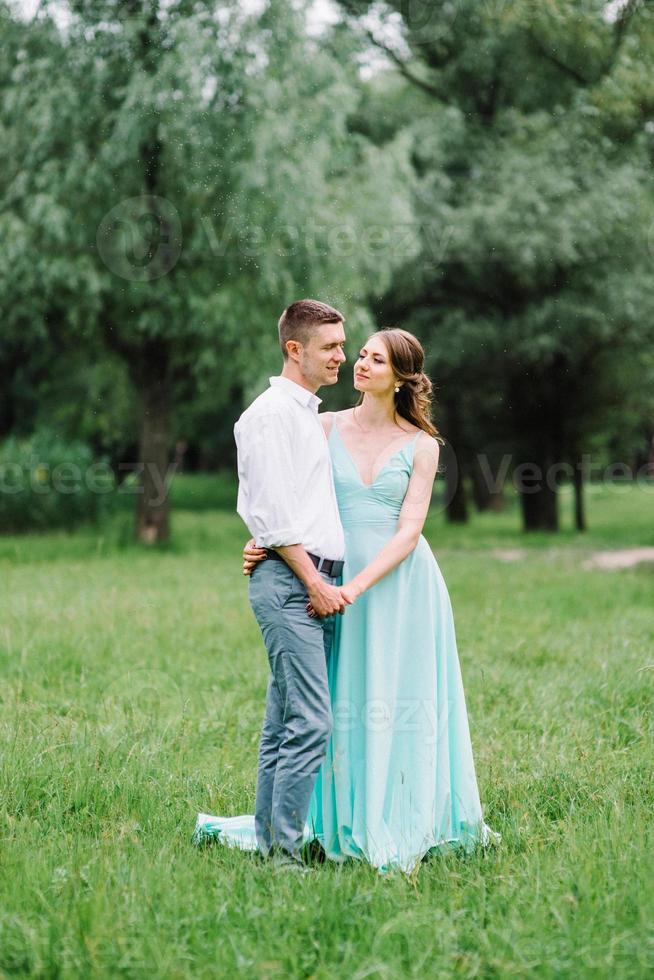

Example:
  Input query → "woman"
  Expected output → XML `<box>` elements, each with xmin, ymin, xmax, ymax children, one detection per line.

<box><xmin>195</xmin><ymin>329</ymin><xmax>499</xmax><ymax>872</ymax></box>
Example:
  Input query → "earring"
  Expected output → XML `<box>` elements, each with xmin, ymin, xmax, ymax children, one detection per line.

<box><xmin>394</xmin><ymin>384</ymin><xmax>400</xmax><ymax>394</ymax></box>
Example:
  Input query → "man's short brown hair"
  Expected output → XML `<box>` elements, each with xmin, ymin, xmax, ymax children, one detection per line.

<box><xmin>278</xmin><ymin>299</ymin><xmax>344</xmax><ymax>358</ymax></box>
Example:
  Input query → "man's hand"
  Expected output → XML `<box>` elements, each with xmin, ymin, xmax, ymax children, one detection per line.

<box><xmin>242</xmin><ymin>539</ymin><xmax>351</xmax><ymax>618</ymax></box>
<box><xmin>243</xmin><ymin>538</ymin><xmax>267</xmax><ymax>576</ymax></box>
<box><xmin>306</xmin><ymin>580</ymin><xmax>351</xmax><ymax>618</ymax></box>
<box><xmin>307</xmin><ymin>584</ymin><xmax>356</xmax><ymax>619</ymax></box>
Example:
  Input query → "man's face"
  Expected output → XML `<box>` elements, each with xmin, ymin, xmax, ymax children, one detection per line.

<box><xmin>298</xmin><ymin>320</ymin><xmax>347</xmax><ymax>388</ymax></box>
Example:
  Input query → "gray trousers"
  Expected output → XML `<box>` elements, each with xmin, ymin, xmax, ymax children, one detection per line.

<box><xmin>248</xmin><ymin>558</ymin><xmax>337</xmax><ymax>857</ymax></box>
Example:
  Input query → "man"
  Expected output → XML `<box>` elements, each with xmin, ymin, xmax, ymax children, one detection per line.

<box><xmin>234</xmin><ymin>298</ymin><xmax>350</xmax><ymax>871</ymax></box>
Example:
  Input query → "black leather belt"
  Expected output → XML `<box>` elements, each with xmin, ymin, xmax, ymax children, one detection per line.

<box><xmin>263</xmin><ymin>548</ymin><xmax>344</xmax><ymax>577</ymax></box>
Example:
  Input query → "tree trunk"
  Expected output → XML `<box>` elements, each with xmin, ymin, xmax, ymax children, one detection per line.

<box><xmin>134</xmin><ymin>353</ymin><xmax>171</xmax><ymax>544</ymax></box>
<box><xmin>573</xmin><ymin>457</ymin><xmax>586</xmax><ymax>531</ymax></box>
<box><xmin>470</xmin><ymin>457</ymin><xmax>490</xmax><ymax>511</ymax></box>
<box><xmin>487</xmin><ymin>487</ymin><xmax>505</xmax><ymax>512</ymax></box>
<box><xmin>471</xmin><ymin>455</ymin><xmax>505</xmax><ymax>512</ymax></box>
<box><xmin>518</xmin><ymin>452</ymin><xmax>559</xmax><ymax>531</ymax></box>
<box><xmin>507</xmin><ymin>361</ymin><xmax>565</xmax><ymax>533</ymax></box>
<box><xmin>442</xmin><ymin>395</ymin><xmax>468</xmax><ymax>523</ymax></box>
<box><xmin>445</xmin><ymin>462</ymin><xmax>468</xmax><ymax>524</ymax></box>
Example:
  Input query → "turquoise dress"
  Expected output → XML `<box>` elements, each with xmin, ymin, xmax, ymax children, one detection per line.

<box><xmin>194</xmin><ymin>419</ymin><xmax>499</xmax><ymax>872</ymax></box>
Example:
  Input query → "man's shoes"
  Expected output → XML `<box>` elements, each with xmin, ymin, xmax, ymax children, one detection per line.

<box><xmin>270</xmin><ymin>850</ymin><xmax>314</xmax><ymax>875</ymax></box>
<box><xmin>301</xmin><ymin>839</ymin><xmax>326</xmax><ymax>865</ymax></box>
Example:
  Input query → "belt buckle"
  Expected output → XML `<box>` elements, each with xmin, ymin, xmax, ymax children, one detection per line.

<box><xmin>316</xmin><ymin>556</ymin><xmax>327</xmax><ymax>573</ymax></box>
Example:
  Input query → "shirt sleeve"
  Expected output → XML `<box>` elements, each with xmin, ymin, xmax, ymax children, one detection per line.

<box><xmin>235</xmin><ymin>410</ymin><xmax>302</xmax><ymax>547</ymax></box>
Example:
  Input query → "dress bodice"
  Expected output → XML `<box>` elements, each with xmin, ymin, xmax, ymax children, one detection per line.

<box><xmin>328</xmin><ymin>418</ymin><xmax>420</xmax><ymax>529</ymax></box>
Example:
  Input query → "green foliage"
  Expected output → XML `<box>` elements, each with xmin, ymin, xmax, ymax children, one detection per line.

<box><xmin>1</xmin><ymin>0</ymin><xmax>413</xmax><ymax>379</ymax></box>
<box><xmin>338</xmin><ymin>0</ymin><xmax>654</xmax><ymax>524</ymax></box>
<box><xmin>0</xmin><ymin>428</ymin><xmax>115</xmax><ymax>532</ymax></box>
<box><xmin>0</xmin><ymin>0</ymin><xmax>418</xmax><ymax>500</ymax></box>
<box><xmin>1</xmin><ymin>0</ymin><xmax>653</xmax><ymax>532</ymax></box>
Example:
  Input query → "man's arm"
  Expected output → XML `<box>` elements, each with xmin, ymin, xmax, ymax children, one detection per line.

<box><xmin>274</xmin><ymin>544</ymin><xmax>349</xmax><ymax>617</ymax></box>
<box><xmin>241</xmin><ymin>539</ymin><xmax>347</xmax><ymax>617</ymax></box>
<box><xmin>236</xmin><ymin>412</ymin><xmax>301</xmax><ymax>548</ymax></box>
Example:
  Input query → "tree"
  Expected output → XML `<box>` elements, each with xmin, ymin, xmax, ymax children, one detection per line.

<box><xmin>0</xmin><ymin>2</ymin><xmax>101</xmax><ymax>439</ymax></box>
<box><xmin>2</xmin><ymin>0</ymin><xmax>415</xmax><ymax>540</ymax></box>
<box><xmin>337</xmin><ymin>0</ymin><xmax>654</xmax><ymax>530</ymax></box>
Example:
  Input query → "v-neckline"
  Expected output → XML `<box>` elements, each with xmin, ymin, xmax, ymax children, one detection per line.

<box><xmin>331</xmin><ymin>417</ymin><xmax>420</xmax><ymax>489</ymax></box>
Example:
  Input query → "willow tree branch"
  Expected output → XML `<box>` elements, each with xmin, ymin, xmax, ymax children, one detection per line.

<box><xmin>363</xmin><ymin>28</ymin><xmax>445</xmax><ymax>101</ymax></box>
<box><xmin>606</xmin><ymin>0</ymin><xmax>640</xmax><ymax>70</ymax></box>
<box><xmin>527</xmin><ymin>30</ymin><xmax>591</xmax><ymax>86</ymax></box>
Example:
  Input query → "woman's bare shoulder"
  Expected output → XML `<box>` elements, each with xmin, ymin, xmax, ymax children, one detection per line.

<box><xmin>413</xmin><ymin>430</ymin><xmax>441</xmax><ymax>464</ymax></box>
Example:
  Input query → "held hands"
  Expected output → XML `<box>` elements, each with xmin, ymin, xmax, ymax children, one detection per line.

<box><xmin>306</xmin><ymin>580</ymin><xmax>352</xmax><ymax>619</ymax></box>
<box><xmin>240</xmin><ymin>538</ymin><xmax>362</xmax><ymax>618</ymax></box>
<box><xmin>306</xmin><ymin>581</ymin><xmax>361</xmax><ymax>619</ymax></box>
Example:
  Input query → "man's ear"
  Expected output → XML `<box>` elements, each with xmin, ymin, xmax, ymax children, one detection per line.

<box><xmin>285</xmin><ymin>339</ymin><xmax>302</xmax><ymax>362</ymax></box>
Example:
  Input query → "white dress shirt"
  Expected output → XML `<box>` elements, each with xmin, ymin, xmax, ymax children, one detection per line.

<box><xmin>234</xmin><ymin>376</ymin><xmax>345</xmax><ymax>560</ymax></box>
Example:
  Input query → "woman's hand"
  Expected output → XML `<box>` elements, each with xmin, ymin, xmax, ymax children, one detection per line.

<box><xmin>340</xmin><ymin>582</ymin><xmax>362</xmax><ymax>605</ymax></box>
<box><xmin>243</xmin><ymin>538</ymin><xmax>267</xmax><ymax>576</ymax></box>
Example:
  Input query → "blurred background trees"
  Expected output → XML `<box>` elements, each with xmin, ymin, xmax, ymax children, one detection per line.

<box><xmin>1</xmin><ymin>0</ymin><xmax>653</xmax><ymax>539</ymax></box>
<box><xmin>339</xmin><ymin>0</ymin><xmax>654</xmax><ymax>530</ymax></box>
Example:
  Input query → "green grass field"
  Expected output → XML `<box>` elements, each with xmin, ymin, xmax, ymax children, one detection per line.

<box><xmin>1</xmin><ymin>477</ymin><xmax>653</xmax><ymax>978</ymax></box>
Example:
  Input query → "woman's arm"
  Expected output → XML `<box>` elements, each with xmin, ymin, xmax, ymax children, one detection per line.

<box><xmin>343</xmin><ymin>435</ymin><xmax>440</xmax><ymax>601</ymax></box>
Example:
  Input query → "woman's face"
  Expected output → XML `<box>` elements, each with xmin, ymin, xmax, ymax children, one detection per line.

<box><xmin>353</xmin><ymin>335</ymin><xmax>396</xmax><ymax>396</ymax></box>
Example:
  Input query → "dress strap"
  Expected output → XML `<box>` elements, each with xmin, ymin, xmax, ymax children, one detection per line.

<box><xmin>408</xmin><ymin>429</ymin><xmax>423</xmax><ymax>454</ymax></box>
<box><xmin>326</xmin><ymin>413</ymin><xmax>338</xmax><ymax>444</ymax></box>
<box><xmin>326</xmin><ymin>414</ymin><xmax>344</xmax><ymax>458</ymax></box>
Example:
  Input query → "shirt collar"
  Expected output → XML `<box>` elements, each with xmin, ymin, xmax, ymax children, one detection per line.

<box><xmin>269</xmin><ymin>376</ymin><xmax>322</xmax><ymax>412</ymax></box>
